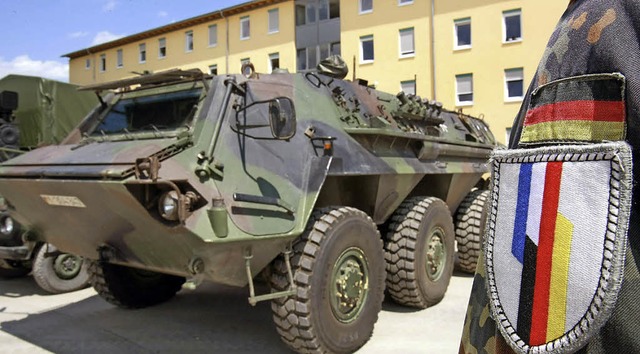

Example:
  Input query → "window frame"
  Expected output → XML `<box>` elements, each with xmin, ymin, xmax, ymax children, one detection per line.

<box><xmin>269</xmin><ymin>52</ymin><xmax>280</xmax><ymax>72</ymax></box>
<box><xmin>185</xmin><ymin>30</ymin><xmax>194</xmax><ymax>52</ymax></box>
<box><xmin>504</xmin><ymin>68</ymin><xmax>525</xmax><ymax>102</ymax></box>
<box><xmin>454</xmin><ymin>18</ymin><xmax>472</xmax><ymax>50</ymax></box>
<box><xmin>209</xmin><ymin>64</ymin><xmax>218</xmax><ymax>76</ymax></box>
<box><xmin>503</xmin><ymin>9</ymin><xmax>522</xmax><ymax>43</ymax></box>
<box><xmin>158</xmin><ymin>37</ymin><xmax>167</xmax><ymax>58</ymax></box>
<box><xmin>116</xmin><ymin>49</ymin><xmax>123</xmax><ymax>68</ymax></box>
<box><xmin>240</xmin><ymin>16</ymin><xmax>251</xmax><ymax>40</ymax></box>
<box><xmin>208</xmin><ymin>24</ymin><xmax>217</xmax><ymax>47</ymax></box>
<box><xmin>399</xmin><ymin>27</ymin><xmax>415</xmax><ymax>58</ymax></box>
<box><xmin>85</xmin><ymin>58</ymin><xmax>91</xmax><ymax>70</ymax></box>
<box><xmin>455</xmin><ymin>73</ymin><xmax>474</xmax><ymax>106</ymax></box>
<box><xmin>398</xmin><ymin>0</ymin><xmax>413</xmax><ymax>6</ymax></box>
<box><xmin>268</xmin><ymin>8</ymin><xmax>279</xmax><ymax>34</ymax></box>
<box><xmin>138</xmin><ymin>43</ymin><xmax>146</xmax><ymax>63</ymax></box>
<box><xmin>400</xmin><ymin>80</ymin><xmax>416</xmax><ymax>95</ymax></box>
<box><xmin>99</xmin><ymin>54</ymin><xmax>106</xmax><ymax>72</ymax></box>
<box><xmin>360</xmin><ymin>35</ymin><xmax>374</xmax><ymax>64</ymax></box>
<box><xmin>359</xmin><ymin>0</ymin><xmax>373</xmax><ymax>14</ymax></box>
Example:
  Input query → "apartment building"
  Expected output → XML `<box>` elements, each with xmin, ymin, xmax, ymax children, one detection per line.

<box><xmin>63</xmin><ymin>0</ymin><xmax>567</xmax><ymax>143</ymax></box>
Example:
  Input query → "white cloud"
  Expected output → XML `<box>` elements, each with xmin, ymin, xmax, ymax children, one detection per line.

<box><xmin>0</xmin><ymin>55</ymin><xmax>69</xmax><ymax>82</ymax></box>
<box><xmin>157</xmin><ymin>11</ymin><xmax>168</xmax><ymax>18</ymax></box>
<box><xmin>91</xmin><ymin>31</ymin><xmax>125</xmax><ymax>45</ymax></box>
<box><xmin>68</xmin><ymin>31</ymin><xmax>89</xmax><ymax>39</ymax></box>
<box><xmin>103</xmin><ymin>0</ymin><xmax>117</xmax><ymax>12</ymax></box>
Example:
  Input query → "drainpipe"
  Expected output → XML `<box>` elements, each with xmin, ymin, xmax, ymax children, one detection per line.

<box><xmin>429</xmin><ymin>0</ymin><xmax>437</xmax><ymax>100</ymax></box>
<box><xmin>220</xmin><ymin>10</ymin><xmax>230</xmax><ymax>74</ymax></box>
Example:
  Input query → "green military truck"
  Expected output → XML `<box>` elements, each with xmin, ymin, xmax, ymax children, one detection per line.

<box><xmin>0</xmin><ymin>74</ymin><xmax>98</xmax><ymax>293</ymax></box>
<box><xmin>0</xmin><ymin>63</ymin><xmax>495</xmax><ymax>352</ymax></box>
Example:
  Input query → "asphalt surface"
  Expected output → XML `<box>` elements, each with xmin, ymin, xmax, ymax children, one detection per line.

<box><xmin>0</xmin><ymin>271</ymin><xmax>474</xmax><ymax>353</ymax></box>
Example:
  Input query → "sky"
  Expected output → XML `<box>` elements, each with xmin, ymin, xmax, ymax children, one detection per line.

<box><xmin>0</xmin><ymin>0</ymin><xmax>247</xmax><ymax>82</ymax></box>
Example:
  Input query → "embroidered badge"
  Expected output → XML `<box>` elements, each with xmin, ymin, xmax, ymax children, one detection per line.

<box><xmin>520</xmin><ymin>73</ymin><xmax>626</xmax><ymax>144</ymax></box>
<box><xmin>486</xmin><ymin>142</ymin><xmax>632</xmax><ymax>353</ymax></box>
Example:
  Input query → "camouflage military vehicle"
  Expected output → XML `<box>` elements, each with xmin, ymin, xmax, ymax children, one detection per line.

<box><xmin>0</xmin><ymin>74</ymin><xmax>98</xmax><ymax>294</ymax></box>
<box><xmin>0</xmin><ymin>63</ymin><xmax>495</xmax><ymax>353</ymax></box>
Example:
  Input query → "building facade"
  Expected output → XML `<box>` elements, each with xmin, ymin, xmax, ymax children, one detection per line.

<box><xmin>64</xmin><ymin>0</ymin><xmax>567</xmax><ymax>144</ymax></box>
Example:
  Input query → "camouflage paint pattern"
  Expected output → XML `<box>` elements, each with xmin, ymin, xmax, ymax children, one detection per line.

<box><xmin>0</xmin><ymin>70</ymin><xmax>496</xmax><ymax>287</ymax></box>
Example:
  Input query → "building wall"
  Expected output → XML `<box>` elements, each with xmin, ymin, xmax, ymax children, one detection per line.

<box><xmin>69</xmin><ymin>2</ymin><xmax>296</xmax><ymax>85</ymax></box>
<box><xmin>67</xmin><ymin>0</ymin><xmax>568</xmax><ymax>144</ymax></box>
<box><xmin>434</xmin><ymin>0</ymin><xmax>567</xmax><ymax>143</ymax></box>
<box><xmin>340</xmin><ymin>0</ymin><xmax>433</xmax><ymax>97</ymax></box>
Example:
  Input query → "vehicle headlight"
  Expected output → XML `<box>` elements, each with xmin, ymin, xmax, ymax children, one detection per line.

<box><xmin>159</xmin><ymin>191</ymin><xmax>179</xmax><ymax>221</ymax></box>
<box><xmin>0</xmin><ymin>214</ymin><xmax>14</xmax><ymax>236</ymax></box>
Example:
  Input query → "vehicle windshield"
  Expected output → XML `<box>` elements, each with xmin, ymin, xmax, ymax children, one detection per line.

<box><xmin>90</xmin><ymin>88</ymin><xmax>202</xmax><ymax>136</ymax></box>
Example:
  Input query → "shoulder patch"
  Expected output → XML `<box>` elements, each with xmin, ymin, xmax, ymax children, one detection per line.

<box><xmin>485</xmin><ymin>141</ymin><xmax>632</xmax><ymax>353</ymax></box>
<box><xmin>520</xmin><ymin>73</ymin><xmax>626</xmax><ymax>144</ymax></box>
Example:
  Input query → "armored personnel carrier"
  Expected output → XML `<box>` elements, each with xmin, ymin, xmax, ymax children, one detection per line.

<box><xmin>0</xmin><ymin>75</ymin><xmax>98</xmax><ymax>293</ymax></box>
<box><xmin>0</xmin><ymin>63</ymin><xmax>495</xmax><ymax>353</ymax></box>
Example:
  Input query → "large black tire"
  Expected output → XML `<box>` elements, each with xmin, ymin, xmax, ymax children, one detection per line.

<box><xmin>454</xmin><ymin>189</ymin><xmax>489</xmax><ymax>274</ymax></box>
<box><xmin>0</xmin><ymin>259</ymin><xmax>30</xmax><ymax>278</ymax></box>
<box><xmin>270</xmin><ymin>206</ymin><xmax>385</xmax><ymax>354</ymax></box>
<box><xmin>89</xmin><ymin>261</ymin><xmax>185</xmax><ymax>309</ymax></box>
<box><xmin>384</xmin><ymin>197</ymin><xmax>455</xmax><ymax>308</ymax></box>
<box><xmin>32</xmin><ymin>244</ymin><xmax>90</xmax><ymax>294</ymax></box>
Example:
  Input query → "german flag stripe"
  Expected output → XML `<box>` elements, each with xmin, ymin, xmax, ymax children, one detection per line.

<box><xmin>529</xmin><ymin>161</ymin><xmax>563</xmax><ymax>345</ymax></box>
<box><xmin>517</xmin><ymin>235</ymin><xmax>538</xmax><ymax>343</ymax></box>
<box><xmin>520</xmin><ymin>120</ymin><xmax>625</xmax><ymax>143</ymax></box>
<box><xmin>524</xmin><ymin>100</ymin><xmax>625</xmax><ymax>125</ymax></box>
<box><xmin>547</xmin><ymin>213</ymin><xmax>574</xmax><ymax>340</ymax></box>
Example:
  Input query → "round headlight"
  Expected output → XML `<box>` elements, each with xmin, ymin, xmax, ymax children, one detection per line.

<box><xmin>0</xmin><ymin>215</ymin><xmax>14</xmax><ymax>236</ymax></box>
<box><xmin>159</xmin><ymin>191</ymin><xmax>179</xmax><ymax>221</ymax></box>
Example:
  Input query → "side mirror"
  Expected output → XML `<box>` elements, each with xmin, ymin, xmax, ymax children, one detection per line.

<box><xmin>269</xmin><ymin>98</ymin><xmax>296</xmax><ymax>140</ymax></box>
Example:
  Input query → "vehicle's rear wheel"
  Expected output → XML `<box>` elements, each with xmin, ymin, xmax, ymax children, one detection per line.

<box><xmin>0</xmin><ymin>259</ymin><xmax>30</xmax><ymax>278</ymax></box>
<box><xmin>385</xmin><ymin>196</ymin><xmax>455</xmax><ymax>308</ymax></box>
<box><xmin>89</xmin><ymin>261</ymin><xmax>185</xmax><ymax>309</ymax></box>
<box><xmin>32</xmin><ymin>244</ymin><xmax>90</xmax><ymax>294</ymax></box>
<box><xmin>270</xmin><ymin>206</ymin><xmax>385</xmax><ymax>354</ymax></box>
<box><xmin>454</xmin><ymin>189</ymin><xmax>490</xmax><ymax>273</ymax></box>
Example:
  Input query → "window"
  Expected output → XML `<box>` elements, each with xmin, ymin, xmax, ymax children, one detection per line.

<box><xmin>295</xmin><ymin>4</ymin><xmax>306</xmax><ymax>26</ymax></box>
<box><xmin>455</xmin><ymin>18</ymin><xmax>471</xmax><ymax>49</ymax></box>
<box><xmin>268</xmin><ymin>9</ymin><xmax>279</xmax><ymax>33</ymax></box>
<box><xmin>359</xmin><ymin>0</ymin><xmax>373</xmax><ymax>14</ymax></box>
<box><xmin>399</xmin><ymin>0</ymin><xmax>413</xmax><ymax>5</ymax></box>
<box><xmin>319</xmin><ymin>0</ymin><xmax>329</xmax><ymax>21</ymax></box>
<box><xmin>401</xmin><ymin>80</ymin><xmax>416</xmax><ymax>95</ymax></box>
<box><xmin>399</xmin><ymin>28</ymin><xmax>415</xmax><ymax>57</ymax></box>
<box><xmin>503</xmin><ymin>9</ymin><xmax>522</xmax><ymax>42</ymax></box>
<box><xmin>139</xmin><ymin>43</ymin><xmax>146</xmax><ymax>63</ymax></box>
<box><xmin>505</xmin><ymin>68</ymin><xmax>524</xmax><ymax>100</ymax></box>
<box><xmin>116</xmin><ymin>49</ymin><xmax>123</xmax><ymax>68</ymax></box>
<box><xmin>297</xmin><ymin>48</ymin><xmax>307</xmax><ymax>71</ymax></box>
<box><xmin>100</xmin><ymin>54</ymin><xmax>106</xmax><ymax>72</ymax></box>
<box><xmin>241</xmin><ymin>58</ymin><xmax>251</xmax><ymax>75</ymax></box>
<box><xmin>269</xmin><ymin>53</ymin><xmax>280</xmax><ymax>72</ymax></box>
<box><xmin>209</xmin><ymin>64</ymin><xmax>218</xmax><ymax>75</ymax></box>
<box><xmin>329</xmin><ymin>0</ymin><xmax>340</xmax><ymax>19</ymax></box>
<box><xmin>306</xmin><ymin>3</ymin><xmax>316</xmax><ymax>23</ymax></box>
<box><xmin>331</xmin><ymin>42</ymin><xmax>341</xmax><ymax>56</ymax></box>
<box><xmin>185</xmin><ymin>31</ymin><xmax>194</xmax><ymax>52</ymax></box>
<box><xmin>240</xmin><ymin>16</ymin><xmax>250</xmax><ymax>39</ymax></box>
<box><xmin>455</xmin><ymin>74</ymin><xmax>473</xmax><ymax>105</ymax></box>
<box><xmin>158</xmin><ymin>38</ymin><xmax>166</xmax><ymax>58</ymax></box>
<box><xmin>208</xmin><ymin>25</ymin><xmax>217</xmax><ymax>47</ymax></box>
<box><xmin>85</xmin><ymin>59</ymin><xmax>91</xmax><ymax>70</ymax></box>
<box><xmin>360</xmin><ymin>35</ymin><xmax>374</xmax><ymax>63</ymax></box>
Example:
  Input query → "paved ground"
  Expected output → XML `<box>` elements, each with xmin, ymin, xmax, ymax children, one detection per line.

<box><xmin>0</xmin><ymin>272</ymin><xmax>474</xmax><ymax>353</ymax></box>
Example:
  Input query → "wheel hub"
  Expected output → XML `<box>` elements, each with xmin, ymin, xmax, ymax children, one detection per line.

<box><xmin>331</xmin><ymin>247</ymin><xmax>369</xmax><ymax>323</ymax></box>
<box><xmin>426</xmin><ymin>227</ymin><xmax>446</xmax><ymax>281</ymax></box>
<box><xmin>53</xmin><ymin>254</ymin><xmax>83</xmax><ymax>280</ymax></box>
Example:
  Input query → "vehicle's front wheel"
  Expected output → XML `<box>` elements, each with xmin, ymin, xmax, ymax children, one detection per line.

<box><xmin>270</xmin><ymin>206</ymin><xmax>385</xmax><ymax>354</ymax></box>
<box><xmin>32</xmin><ymin>244</ymin><xmax>90</xmax><ymax>294</ymax></box>
<box><xmin>89</xmin><ymin>261</ymin><xmax>185</xmax><ymax>309</ymax></box>
<box><xmin>385</xmin><ymin>196</ymin><xmax>455</xmax><ymax>308</ymax></box>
